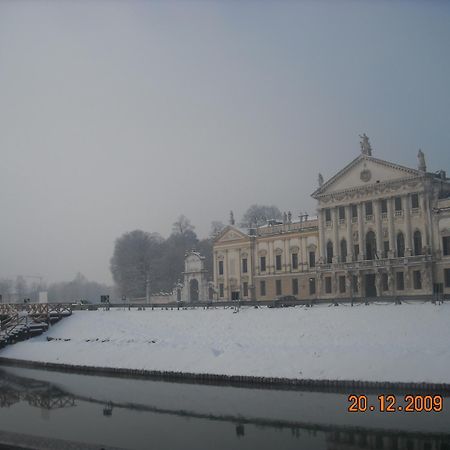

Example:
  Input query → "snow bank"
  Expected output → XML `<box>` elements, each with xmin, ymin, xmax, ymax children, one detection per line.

<box><xmin>1</xmin><ymin>303</ymin><xmax>449</xmax><ymax>383</ymax></box>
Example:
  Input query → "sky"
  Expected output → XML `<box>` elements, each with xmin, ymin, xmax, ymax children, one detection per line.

<box><xmin>1</xmin><ymin>0</ymin><xmax>450</xmax><ymax>285</ymax></box>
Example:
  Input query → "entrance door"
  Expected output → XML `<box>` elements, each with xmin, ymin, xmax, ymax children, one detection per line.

<box><xmin>189</xmin><ymin>279</ymin><xmax>199</xmax><ymax>302</ymax></box>
<box><xmin>365</xmin><ymin>274</ymin><xmax>377</xmax><ymax>297</ymax></box>
<box><xmin>231</xmin><ymin>291</ymin><xmax>240</xmax><ymax>301</ymax></box>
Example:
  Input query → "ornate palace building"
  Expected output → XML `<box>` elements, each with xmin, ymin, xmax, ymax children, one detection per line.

<box><xmin>213</xmin><ymin>136</ymin><xmax>450</xmax><ymax>301</ymax></box>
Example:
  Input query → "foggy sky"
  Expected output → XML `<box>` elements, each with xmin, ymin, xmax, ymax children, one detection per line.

<box><xmin>1</xmin><ymin>0</ymin><xmax>450</xmax><ymax>285</ymax></box>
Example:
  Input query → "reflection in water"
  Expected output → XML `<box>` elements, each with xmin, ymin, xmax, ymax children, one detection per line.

<box><xmin>0</xmin><ymin>368</ymin><xmax>449</xmax><ymax>450</ymax></box>
<box><xmin>0</xmin><ymin>370</ymin><xmax>76</xmax><ymax>410</ymax></box>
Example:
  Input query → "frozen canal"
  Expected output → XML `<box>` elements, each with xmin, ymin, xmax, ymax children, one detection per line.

<box><xmin>0</xmin><ymin>365</ymin><xmax>449</xmax><ymax>450</ymax></box>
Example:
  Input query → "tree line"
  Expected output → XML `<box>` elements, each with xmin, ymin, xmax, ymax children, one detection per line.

<box><xmin>0</xmin><ymin>273</ymin><xmax>111</xmax><ymax>304</ymax></box>
<box><xmin>0</xmin><ymin>205</ymin><xmax>282</xmax><ymax>303</ymax></box>
<box><xmin>110</xmin><ymin>205</ymin><xmax>282</xmax><ymax>300</ymax></box>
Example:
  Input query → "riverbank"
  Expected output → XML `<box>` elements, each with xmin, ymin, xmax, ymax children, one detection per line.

<box><xmin>0</xmin><ymin>303</ymin><xmax>449</xmax><ymax>385</ymax></box>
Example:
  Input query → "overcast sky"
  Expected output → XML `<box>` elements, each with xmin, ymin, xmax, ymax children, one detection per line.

<box><xmin>1</xmin><ymin>0</ymin><xmax>449</xmax><ymax>285</ymax></box>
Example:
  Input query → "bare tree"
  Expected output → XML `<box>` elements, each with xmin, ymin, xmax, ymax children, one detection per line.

<box><xmin>172</xmin><ymin>215</ymin><xmax>195</xmax><ymax>235</ymax></box>
<box><xmin>15</xmin><ymin>275</ymin><xmax>28</xmax><ymax>302</ymax></box>
<box><xmin>110</xmin><ymin>230</ymin><xmax>163</xmax><ymax>300</ymax></box>
<box><xmin>209</xmin><ymin>220</ymin><xmax>226</xmax><ymax>238</ymax></box>
<box><xmin>240</xmin><ymin>204</ymin><xmax>282</xmax><ymax>228</ymax></box>
<box><xmin>0</xmin><ymin>278</ymin><xmax>13</xmax><ymax>303</ymax></box>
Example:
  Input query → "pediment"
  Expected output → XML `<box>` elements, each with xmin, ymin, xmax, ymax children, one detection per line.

<box><xmin>312</xmin><ymin>155</ymin><xmax>421</xmax><ymax>198</ymax></box>
<box><xmin>214</xmin><ymin>225</ymin><xmax>249</xmax><ymax>243</ymax></box>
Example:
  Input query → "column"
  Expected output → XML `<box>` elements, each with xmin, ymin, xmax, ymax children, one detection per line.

<box><xmin>421</xmin><ymin>192</ymin><xmax>430</xmax><ymax>249</ymax></box>
<box><xmin>213</xmin><ymin>251</ymin><xmax>218</xmax><ymax>290</ymax></box>
<box><xmin>357</xmin><ymin>203</ymin><xmax>365</xmax><ymax>260</ymax></box>
<box><xmin>375</xmin><ymin>199</ymin><xmax>383</xmax><ymax>257</ymax></box>
<box><xmin>284</xmin><ymin>238</ymin><xmax>289</xmax><ymax>271</ymax></box>
<box><xmin>318</xmin><ymin>209</ymin><xmax>326</xmax><ymax>262</ymax></box>
<box><xmin>301</xmin><ymin>236</ymin><xmax>307</xmax><ymax>269</ymax></box>
<box><xmin>404</xmin><ymin>194</ymin><xmax>412</xmax><ymax>255</ymax></box>
<box><xmin>224</xmin><ymin>249</ymin><xmax>229</xmax><ymax>300</ymax></box>
<box><xmin>332</xmin><ymin>207</ymin><xmax>339</xmax><ymax>262</ymax></box>
<box><xmin>268</xmin><ymin>241</ymin><xmax>274</xmax><ymax>274</ymax></box>
<box><xmin>387</xmin><ymin>197</ymin><xmax>395</xmax><ymax>256</ymax></box>
<box><xmin>346</xmin><ymin>205</ymin><xmax>352</xmax><ymax>261</ymax></box>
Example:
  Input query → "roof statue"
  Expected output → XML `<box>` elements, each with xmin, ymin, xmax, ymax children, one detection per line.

<box><xmin>418</xmin><ymin>149</ymin><xmax>427</xmax><ymax>172</ymax></box>
<box><xmin>318</xmin><ymin>173</ymin><xmax>324</xmax><ymax>187</ymax></box>
<box><xmin>229</xmin><ymin>210</ymin><xmax>235</xmax><ymax>226</ymax></box>
<box><xmin>359</xmin><ymin>133</ymin><xmax>372</xmax><ymax>156</ymax></box>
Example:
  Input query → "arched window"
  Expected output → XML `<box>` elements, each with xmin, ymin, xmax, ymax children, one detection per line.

<box><xmin>413</xmin><ymin>230</ymin><xmax>422</xmax><ymax>256</ymax></box>
<box><xmin>366</xmin><ymin>231</ymin><xmax>377</xmax><ymax>260</ymax></box>
<box><xmin>326</xmin><ymin>241</ymin><xmax>333</xmax><ymax>264</ymax></box>
<box><xmin>340</xmin><ymin>239</ymin><xmax>347</xmax><ymax>262</ymax></box>
<box><xmin>397</xmin><ymin>232</ymin><xmax>405</xmax><ymax>258</ymax></box>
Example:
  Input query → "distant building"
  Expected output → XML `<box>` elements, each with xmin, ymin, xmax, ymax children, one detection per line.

<box><xmin>213</xmin><ymin>139</ymin><xmax>450</xmax><ymax>300</ymax></box>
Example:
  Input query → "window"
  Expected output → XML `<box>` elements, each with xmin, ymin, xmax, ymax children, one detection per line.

<box><xmin>243</xmin><ymin>282</ymin><xmax>249</xmax><ymax>297</ymax></box>
<box><xmin>396</xmin><ymin>272</ymin><xmax>404</xmax><ymax>291</ymax></box>
<box><xmin>292</xmin><ymin>278</ymin><xmax>299</xmax><ymax>295</ymax></box>
<box><xmin>339</xmin><ymin>206</ymin><xmax>345</xmax><ymax>220</ymax></box>
<box><xmin>309</xmin><ymin>251</ymin><xmax>315</xmax><ymax>268</ymax></box>
<box><xmin>413</xmin><ymin>231</ymin><xmax>422</xmax><ymax>255</ymax></box>
<box><xmin>365</xmin><ymin>201</ymin><xmax>373</xmax><ymax>217</ymax></box>
<box><xmin>260</xmin><ymin>256</ymin><xmax>266</xmax><ymax>272</ymax></box>
<box><xmin>339</xmin><ymin>276</ymin><xmax>346</xmax><ymax>293</ymax></box>
<box><xmin>443</xmin><ymin>236</ymin><xmax>450</xmax><ymax>256</ymax></box>
<box><xmin>325</xmin><ymin>277</ymin><xmax>332</xmax><ymax>294</ymax></box>
<box><xmin>381</xmin><ymin>199</ymin><xmax>388</xmax><ymax>213</ymax></box>
<box><xmin>340</xmin><ymin>239</ymin><xmax>347</xmax><ymax>261</ymax></box>
<box><xmin>325</xmin><ymin>208</ymin><xmax>331</xmax><ymax>222</ymax></box>
<box><xmin>411</xmin><ymin>193</ymin><xmax>419</xmax><ymax>209</ymax></box>
<box><xmin>326</xmin><ymin>241</ymin><xmax>333</xmax><ymax>264</ymax></box>
<box><xmin>276</xmin><ymin>254</ymin><xmax>282</xmax><ymax>271</ymax></box>
<box><xmin>397</xmin><ymin>232</ymin><xmax>405</xmax><ymax>257</ymax></box>
<box><xmin>242</xmin><ymin>258</ymin><xmax>248</xmax><ymax>273</ymax></box>
<box><xmin>445</xmin><ymin>268</ymin><xmax>450</xmax><ymax>288</ymax></box>
<box><xmin>219</xmin><ymin>283</ymin><xmax>224</xmax><ymax>298</ymax></box>
<box><xmin>366</xmin><ymin>231</ymin><xmax>377</xmax><ymax>260</ymax></box>
<box><xmin>260</xmin><ymin>280</ymin><xmax>266</xmax><ymax>296</ymax></box>
<box><xmin>292</xmin><ymin>253</ymin><xmax>298</xmax><ymax>270</ymax></box>
<box><xmin>383</xmin><ymin>241</ymin><xmax>390</xmax><ymax>258</ymax></box>
<box><xmin>309</xmin><ymin>278</ymin><xmax>316</xmax><ymax>295</ymax></box>
<box><xmin>218</xmin><ymin>260</ymin><xmax>224</xmax><ymax>275</ymax></box>
<box><xmin>354</xmin><ymin>244</ymin><xmax>359</xmax><ymax>259</ymax></box>
<box><xmin>394</xmin><ymin>196</ymin><xmax>402</xmax><ymax>211</ymax></box>
<box><xmin>382</xmin><ymin>273</ymin><xmax>389</xmax><ymax>291</ymax></box>
<box><xmin>351</xmin><ymin>204</ymin><xmax>358</xmax><ymax>218</ymax></box>
<box><xmin>413</xmin><ymin>271</ymin><xmax>422</xmax><ymax>289</ymax></box>
<box><xmin>276</xmin><ymin>279</ymin><xmax>282</xmax><ymax>296</ymax></box>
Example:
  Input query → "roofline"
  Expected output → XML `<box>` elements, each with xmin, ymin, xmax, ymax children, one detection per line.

<box><xmin>311</xmin><ymin>154</ymin><xmax>423</xmax><ymax>199</ymax></box>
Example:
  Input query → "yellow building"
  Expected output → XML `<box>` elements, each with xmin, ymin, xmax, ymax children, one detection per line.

<box><xmin>213</xmin><ymin>218</ymin><xmax>319</xmax><ymax>301</ymax></box>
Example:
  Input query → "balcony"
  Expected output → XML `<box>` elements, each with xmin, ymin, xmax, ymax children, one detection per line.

<box><xmin>365</xmin><ymin>214</ymin><xmax>373</xmax><ymax>222</ymax></box>
<box><xmin>338</xmin><ymin>218</ymin><xmax>345</xmax><ymax>225</ymax></box>
<box><xmin>317</xmin><ymin>254</ymin><xmax>433</xmax><ymax>271</ymax></box>
<box><xmin>381</xmin><ymin>212</ymin><xmax>388</xmax><ymax>220</ymax></box>
<box><xmin>394</xmin><ymin>210</ymin><xmax>403</xmax><ymax>217</ymax></box>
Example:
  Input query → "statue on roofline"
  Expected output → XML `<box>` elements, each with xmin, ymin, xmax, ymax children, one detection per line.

<box><xmin>359</xmin><ymin>133</ymin><xmax>372</xmax><ymax>156</ymax></box>
<box><xmin>418</xmin><ymin>149</ymin><xmax>427</xmax><ymax>172</ymax></box>
<box><xmin>229</xmin><ymin>210</ymin><xmax>235</xmax><ymax>226</ymax></box>
<box><xmin>318</xmin><ymin>173</ymin><xmax>324</xmax><ymax>187</ymax></box>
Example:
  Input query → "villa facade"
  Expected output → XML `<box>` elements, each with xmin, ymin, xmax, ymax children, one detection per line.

<box><xmin>213</xmin><ymin>138</ymin><xmax>450</xmax><ymax>301</ymax></box>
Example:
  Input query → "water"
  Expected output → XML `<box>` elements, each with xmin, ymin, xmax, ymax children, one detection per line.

<box><xmin>0</xmin><ymin>365</ymin><xmax>449</xmax><ymax>450</ymax></box>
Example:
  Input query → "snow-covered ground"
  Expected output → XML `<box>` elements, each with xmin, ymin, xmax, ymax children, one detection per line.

<box><xmin>1</xmin><ymin>303</ymin><xmax>449</xmax><ymax>383</ymax></box>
